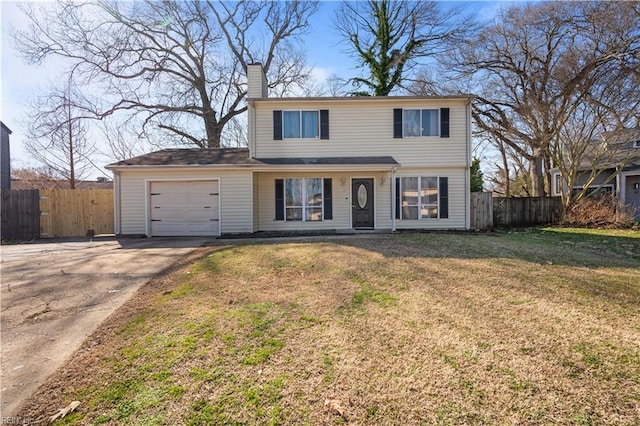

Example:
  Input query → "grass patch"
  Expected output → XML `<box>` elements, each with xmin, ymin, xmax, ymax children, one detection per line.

<box><xmin>21</xmin><ymin>230</ymin><xmax>640</xmax><ymax>425</ymax></box>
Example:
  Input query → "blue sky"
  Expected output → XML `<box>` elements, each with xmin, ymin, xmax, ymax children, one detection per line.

<box><xmin>0</xmin><ymin>1</ymin><xmax>509</xmax><ymax>176</ymax></box>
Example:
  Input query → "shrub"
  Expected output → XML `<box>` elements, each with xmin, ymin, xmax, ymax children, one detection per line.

<box><xmin>562</xmin><ymin>194</ymin><xmax>637</xmax><ymax>228</ymax></box>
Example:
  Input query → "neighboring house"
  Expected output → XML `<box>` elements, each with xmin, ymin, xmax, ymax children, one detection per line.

<box><xmin>551</xmin><ymin>128</ymin><xmax>640</xmax><ymax>219</ymax></box>
<box><xmin>106</xmin><ymin>64</ymin><xmax>473</xmax><ymax>237</ymax></box>
<box><xmin>1</xmin><ymin>121</ymin><xmax>11</xmax><ymax>190</ymax></box>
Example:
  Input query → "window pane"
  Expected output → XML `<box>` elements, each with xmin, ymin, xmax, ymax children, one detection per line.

<box><xmin>306</xmin><ymin>178</ymin><xmax>323</xmax><ymax>207</ymax></box>
<box><xmin>420</xmin><ymin>177</ymin><xmax>438</xmax><ymax>218</ymax></box>
<box><xmin>422</xmin><ymin>110</ymin><xmax>439</xmax><ymax>136</ymax></box>
<box><xmin>402</xmin><ymin>206</ymin><xmax>418</xmax><ymax>220</ymax></box>
<box><xmin>401</xmin><ymin>177</ymin><xmax>419</xmax><ymax>206</ymax></box>
<box><xmin>301</xmin><ymin>111</ymin><xmax>318</xmax><ymax>138</ymax></box>
<box><xmin>421</xmin><ymin>177</ymin><xmax>438</xmax><ymax>205</ymax></box>
<box><xmin>285</xmin><ymin>178</ymin><xmax>302</xmax><ymax>207</ymax></box>
<box><xmin>286</xmin><ymin>208</ymin><xmax>303</xmax><ymax>221</ymax></box>
<box><xmin>283</xmin><ymin>111</ymin><xmax>300</xmax><ymax>138</ymax></box>
<box><xmin>403</xmin><ymin>110</ymin><xmax>420</xmax><ymax>137</ymax></box>
<box><xmin>306</xmin><ymin>208</ymin><xmax>322</xmax><ymax>221</ymax></box>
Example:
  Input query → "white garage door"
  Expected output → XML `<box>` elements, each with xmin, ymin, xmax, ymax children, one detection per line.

<box><xmin>149</xmin><ymin>180</ymin><xmax>219</xmax><ymax>236</ymax></box>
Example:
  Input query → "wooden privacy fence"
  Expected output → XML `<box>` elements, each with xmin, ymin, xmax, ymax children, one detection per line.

<box><xmin>470</xmin><ymin>192</ymin><xmax>494</xmax><ymax>231</ymax></box>
<box><xmin>40</xmin><ymin>189</ymin><xmax>114</xmax><ymax>238</ymax></box>
<box><xmin>1</xmin><ymin>189</ymin><xmax>40</xmax><ymax>240</ymax></box>
<box><xmin>493</xmin><ymin>196</ymin><xmax>563</xmax><ymax>227</ymax></box>
<box><xmin>470</xmin><ymin>193</ymin><xmax>563</xmax><ymax>230</ymax></box>
<box><xmin>1</xmin><ymin>189</ymin><xmax>114</xmax><ymax>240</ymax></box>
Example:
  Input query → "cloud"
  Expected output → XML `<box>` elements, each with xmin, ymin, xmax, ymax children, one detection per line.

<box><xmin>310</xmin><ymin>66</ymin><xmax>334</xmax><ymax>83</ymax></box>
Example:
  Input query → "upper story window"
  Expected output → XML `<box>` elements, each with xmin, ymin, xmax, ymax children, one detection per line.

<box><xmin>284</xmin><ymin>111</ymin><xmax>319</xmax><ymax>139</ymax></box>
<box><xmin>403</xmin><ymin>109</ymin><xmax>439</xmax><ymax>137</ymax></box>
<box><xmin>394</xmin><ymin>108</ymin><xmax>449</xmax><ymax>138</ymax></box>
<box><xmin>273</xmin><ymin>110</ymin><xmax>329</xmax><ymax>140</ymax></box>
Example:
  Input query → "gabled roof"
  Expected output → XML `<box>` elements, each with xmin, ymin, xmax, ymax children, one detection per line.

<box><xmin>106</xmin><ymin>148</ymin><xmax>399</xmax><ymax>169</ymax></box>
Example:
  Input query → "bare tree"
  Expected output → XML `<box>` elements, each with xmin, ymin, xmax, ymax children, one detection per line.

<box><xmin>448</xmin><ymin>2</ymin><xmax>640</xmax><ymax>197</ymax></box>
<box><xmin>14</xmin><ymin>0</ymin><xmax>319</xmax><ymax>148</ymax></box>
<box><xmin>552</xmin><ymin>94</ymin><xmax>640</xmax><ymax>209</ymax></box>
<box><xmin>97</xmin><ymin>117</ymin><xmax>153</xmax><ymax>162</ymax></box>
<box><xmin>23</xmin><ymin>77</ymin><xmax>97</xmax><ymax>189</ymax></box>
<box><xmin>334</xmin><ymin>0</ymin><xmax>474</xmax><ymax>96</ymax></box>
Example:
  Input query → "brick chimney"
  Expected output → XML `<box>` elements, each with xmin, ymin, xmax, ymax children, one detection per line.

<box><xmin>247</xmin><ymin>63</ymin><xmax>268</xmax><ymax>98</ymax></box>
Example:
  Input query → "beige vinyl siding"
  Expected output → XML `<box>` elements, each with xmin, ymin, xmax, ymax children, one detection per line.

<box><xmin>393</xmin><ymin>167</ymin><xmax>468</xmax><ymax>230</ymax></box>
<box><xmin>117</xmin><ymin>168</ymin><xmax>253</xmax><ymax>235</ymax></box>
<box><xmin>252</xmin><ymin>99</ymin><xmax>469</xmax><ymax>167</ymax></box>
<box><xmin>256</xmin><ymin>171</ymin><xmax>391</xmax><ymax>232</ymax></box>
<box><xmin>252</xmin><ymin>172</ymin><xmax>259</xmax><ymax>232</ymax></box>
<box><xmin>255</xmin><ymin>167</ymin><xmax>467</xmax><ymax>232</ymax></box>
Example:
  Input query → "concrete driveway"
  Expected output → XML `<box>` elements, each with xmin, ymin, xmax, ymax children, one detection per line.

<box><xmin>0</xmin><ymin>237</ymin><xmax>207</xmax><ymax>417</ymax></box>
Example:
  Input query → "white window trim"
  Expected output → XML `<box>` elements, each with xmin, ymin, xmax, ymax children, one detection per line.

<box><xmin>571</xmin><ymin>184</ymin><xmax>615</xmax><ymax>196</ymax></box>
<box><xmin>553</xmin><ymin>173</ymin><xmax>562</xmax><ymax>196</ymax></box>
<box><xmin>284</xmin><ymin>177</ymin><xmax>324</xmax><ymax>221</ymax></box>
<box><xmin>282</xmin><ymin>110</ymin><xmax>320</xmax><ymax>139</ymax></box>
<box><xmin>402</xmin><ymin>108</ymin><xmax>440</xmax><ymax>138</ymax></box>
<box><xmin>399</xmin><ymin>176</ymin><xmax>441</xmax><ymax>220</ymax></box>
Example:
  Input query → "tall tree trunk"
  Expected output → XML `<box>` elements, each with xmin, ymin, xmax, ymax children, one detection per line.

<box><xmin>67</xmin><ymin>97</ymin><xmax>76</xmax><ymax>189</ymax></box>
<box><xmin>203</xmin><ymin>106</ymin><xmax>220</xmax><ymax>148</ymax></box>
<box><xmin>499</xmin><ymin>141</ymin><xmax>510</xmax><ymax>197</ymax></box>
<box><xmin>544</xmin><ymin>154</ymin><xmax>552</xmax><ymax>197</ymax></box>
<box><xmin>529</xmin><ymin>149</ymin><xmax>545</xmax><ymax>197</ymax></box>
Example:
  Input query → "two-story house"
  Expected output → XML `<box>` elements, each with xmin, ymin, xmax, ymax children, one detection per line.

<box><xmin>106</xmin><ymin>64</ymin><xmax>473</xmax><ymax>236</ymax></box>
<box><xmin>551</xmin><ymin>128</ymin><xmax>640</xmax><ymax>220</ymax></box>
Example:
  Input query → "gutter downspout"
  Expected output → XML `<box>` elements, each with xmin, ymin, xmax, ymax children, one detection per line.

<box><xmin>465</xmin><ymin>100</ymin><xmax>471</xmax><ymax>230</ymax></box>
<box><xmin>113</xmin><ymin>170</ymin><xmax>121</xmax><ymax>235</ymax></box>
<box><xmin>248</xmin><ymin>100</ymin><xmax>257</xmax><ymax>158</ymax></box>
<box><xmin>391</xmin><ymin>166</ymin><xmax>397</xmax><ymax>232</ymax></box>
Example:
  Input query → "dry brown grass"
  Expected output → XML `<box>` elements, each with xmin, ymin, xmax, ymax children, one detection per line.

<box><xmin>18</xmin><ymin>229</ymin><xmax>640</xmax><ymax>425</ymax></box>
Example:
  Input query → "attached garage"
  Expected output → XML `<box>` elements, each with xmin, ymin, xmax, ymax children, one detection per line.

<box><xmin>149</xmin><ymin>180</ymin><xmax>219</xmax><ymax>236</ymax></box>
<box><xmin>106</xmin><ymin>148</ymin><xmax>259</xmax><ymax>237</ymax></box>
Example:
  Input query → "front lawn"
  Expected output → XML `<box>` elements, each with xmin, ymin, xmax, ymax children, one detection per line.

<box><xmin>22</xmin><ymin>228</ymin><xmax>640</xmax><ymax>425</ymax></box>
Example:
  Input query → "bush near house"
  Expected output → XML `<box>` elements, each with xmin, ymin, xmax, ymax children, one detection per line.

<box><xmin>562</xmin><ymin>194</ymin><xmax>637</xmax><ymax>228</ymax></box>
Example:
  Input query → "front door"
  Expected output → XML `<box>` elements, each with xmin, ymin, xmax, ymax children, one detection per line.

<box><xmin>352</xmin><ymin>178</ymin><xmax>374</xmax><ymax>229</ymax></box>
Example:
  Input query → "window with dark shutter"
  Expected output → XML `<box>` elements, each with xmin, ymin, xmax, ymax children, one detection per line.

<box><xmin>395</xmin><ymin>178</ymin><xmax>401</xmax><ymax>219</ymax></box>
<box><xmin>320</xmin><ymin>110</ymin><xmax>329</xmax><ymax>140</ymax></box>
<box><xmin>275</xmin><ymin>179</ymin><xmax>284</xmax><ymax>220</ymax></box>
<box><xmin>393</xmin><ymin>109</ymin><xmax>403</xmax><ymax>138</ymax></box>
<box><xmin>439</xmin><ymin>177</ymin><xmax>449</xmax><ymax>218</ymax></box>
<box><xmin>440</xmin><ymin>108</ymin><xmax>450</xmax><ymax>138</ymax></box>
<box><xmin>323</xmin><ymin>178</ymin><xmax>332</xmax><ymax>219</ymax></box>
<box><xmin>273</xmin><ymin>110</ymin><xmax>283</xmax><ymax>140</ymax></box>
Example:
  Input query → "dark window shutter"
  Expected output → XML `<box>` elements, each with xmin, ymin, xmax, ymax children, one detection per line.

<box><xmin>273</xmin><ymin>110</ymin><xmax>282</xmax><ymax>140</ymax></box>
<box><xmin>395</xmin><ymin>177</ymin><xmax>401</xmax><ymax>219</ymax></box>
<box><xmin>440</xmin><ymin>108</ymin><xmax>450</xmax><ymax>138</ymax></box>
<box><xmin>439</xmin><ymin>177</ymin><xmax>449</xmax><ymax>219</ymax></box>
<box><xmin>393</xmin><ymin>109</ymin><xmax>403</xmax><ymax>138</ymax></box>
<box><xmin>323</xmin><ymin>178</ymin><xmax>332</xmax><ymax>220</ymax></box>
<box><xmin>320</xmin><ymin>110</ymin><xmax>329</xmax><ymax>140</ymax></box>
<box><xmin>275</xmin><ymin>179</ymin><xmax>284</xmax><ymax>220</ymax></box>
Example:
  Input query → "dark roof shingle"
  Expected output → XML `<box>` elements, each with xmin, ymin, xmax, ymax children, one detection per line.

<box><xmin>107</xmin><ymin>148</ymin><xmax>259</xmax><ymax>167</ymax></box>
<box><xmin>106</xmin><ymin>148</ymin><xmax>399</xmax><ymax>168</ymax></box>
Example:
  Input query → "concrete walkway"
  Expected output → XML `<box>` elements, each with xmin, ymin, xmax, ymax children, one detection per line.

<box><xmin>0</xmin><ymin>237</ymin><xmax>207</xmax><ymax>417</ymax></box>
